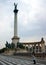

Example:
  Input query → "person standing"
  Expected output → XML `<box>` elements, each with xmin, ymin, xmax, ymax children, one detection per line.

<box><xmin>32</xmin><ymin>54</ymin><xmax>36</xmax><ymax>64</ymax></box>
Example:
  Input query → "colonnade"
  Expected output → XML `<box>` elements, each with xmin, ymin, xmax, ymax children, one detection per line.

<box><xmin>23</xmin><ymin>38</ymin><xmax>45</xmax><ymax>53</ymax></box>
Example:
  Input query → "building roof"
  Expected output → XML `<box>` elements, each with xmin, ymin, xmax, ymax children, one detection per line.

<box><xmin>20</xmin><ymin>38</ymin><xmax>45</xmax><ymax>45</ymax></box>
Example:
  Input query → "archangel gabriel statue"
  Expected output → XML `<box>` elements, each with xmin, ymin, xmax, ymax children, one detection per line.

<box><xmin>14</xmin><ymin>3</ymin><xmax>17</xmax><ymax>9</ymax></box>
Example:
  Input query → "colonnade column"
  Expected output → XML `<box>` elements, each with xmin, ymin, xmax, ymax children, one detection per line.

<box><xmin>34</xmin><ymin>44</ymin><xmax>36</xmax><ymax>53</ymax></box>
<box><xmin>38</xmin><ymin>44</ymin><xmax>40</xmax><ymax>53</ymax></box>
<box><xmin>32</xmin><ymin>45</ymin><xmax>33</xmax><ymax>53</ymax></box>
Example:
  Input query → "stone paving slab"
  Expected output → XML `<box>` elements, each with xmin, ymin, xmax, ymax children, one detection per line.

<box><xmin>0</xmin><ymin>55</ymin><xmax>45</xmax><ymax>65</ymax></box>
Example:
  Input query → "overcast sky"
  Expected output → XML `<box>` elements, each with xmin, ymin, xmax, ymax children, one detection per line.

<box><xmin>0</xmin><ymin>0</ymin><xmax>46</xmax><ymax>48</ymax></box>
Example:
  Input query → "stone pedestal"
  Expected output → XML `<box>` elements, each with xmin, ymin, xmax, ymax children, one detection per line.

<box><xmin>41</xmin><ymin>43</ymin><xmax>45</xmax><ymax>53</ymax></box>
<box><xmin>41</xmin><ymin>38</ymin><xmax>45</xmax><ymax>53</ymax></box>
<box><xmin>12</xmin><ymin>36</ymin><xmax>19</xmax><ymax>48</ymax></box>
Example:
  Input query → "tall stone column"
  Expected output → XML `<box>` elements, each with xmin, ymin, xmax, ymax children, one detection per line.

<box><xmin>12</xmin><ymin>3</ymin><xmax>19</xmax><ymax>48</ymax></box>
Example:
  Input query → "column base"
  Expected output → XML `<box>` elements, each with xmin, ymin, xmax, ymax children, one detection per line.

<box><xmin>12</xmin><ymin>36</ymin><xmax>20</xmax><ymax>48</ymax></box>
